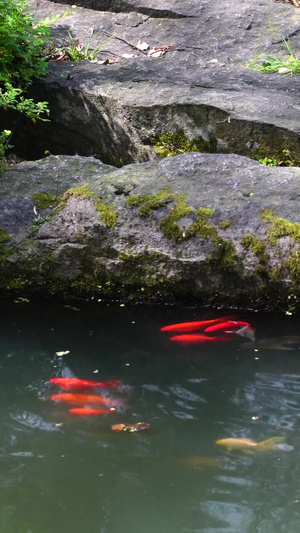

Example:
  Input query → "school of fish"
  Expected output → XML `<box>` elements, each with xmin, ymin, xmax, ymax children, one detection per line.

<box><xmin>46</xmin><ymin>314</ymin><xmax>293</xmax><ymax>464</ymax></box>
<box><xmin>161</xmin><ymin>316</ymin><xmax>255</xmax><ymax>345</ymax></box>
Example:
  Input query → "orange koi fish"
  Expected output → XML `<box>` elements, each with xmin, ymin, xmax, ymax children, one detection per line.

<box><xmin>170</xmin><ymin>334</ymin><xmax>233</xmax><ymax>345</ymax></box>
<box><xmin>161</xmin><ymin>316</ymin><xmax>234</xmax><ymax>333</ymax></box>
<box><xmin>111</xmin><ymin>422</ymin><xmax>150</xmax><ymax>432</ymax></box>
<box><xmin>50</xmin><ymin>393</ymin><xmax>121</xmax><ymax>408</ymax></box>
<box><xmin>205</xmin><ymin>320</ymin><xmax>253</xmax><ymax>335</ymax></box>
<box><xmin>49</xmin><ymin>377</ymin><xmax>123</xmax><ymax>392</ymax></box>
<box><xmin>69</xmin><ymin>407</ymin><xmax>116</xmax><ymax>416</ymax></box>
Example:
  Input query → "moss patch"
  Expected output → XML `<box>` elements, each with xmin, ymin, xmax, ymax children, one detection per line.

<box><xmin>218</xmin><ymin>219</ymin><xmax>233</xmax><ymax>230</ymax></box>
<box><xmin>285</xmin><ymin>250</ymin><xmax>300</xmax><ymax>282</ymax></box>
<box><xmin>127</xmin><ymin>188</ymin><xmax>173</xmax><ymax>217</ymax></box>
<box><xmin>240</xmin><ymin>235</ymin><xmax>266</xmax><ymax>255</ymax></box>
<box><xmin>207</xmin><ymin>238</ymin><xmax>239</xmax><ymax>271</ymax></box>
<box><xmin>260</xmin><ymin>209</ymin><xmax>300</xmax><ymax>245</ymax></box>
<box><xmin>0</xmin><ymin>228</ymin><xmax>10</xmax><ymax>243</ymax></box>
<box><xmin>32</xmin><ymin>192</ymin><xmax>61</xmax><ymax>210</ymax></box>
<box><xmin>95</xmin><ymin>200</ymin><xmax>118</xmax><ymax>228</ymax></box>
<box><xmin>151</xmin><ymin>130</ymin><xmax>217</xmax><ymax>157</ymax></box>
<box><xmin>56</xmin><ymin>185</ymin><xmax>95</xmax><ymax>213</ymax></box>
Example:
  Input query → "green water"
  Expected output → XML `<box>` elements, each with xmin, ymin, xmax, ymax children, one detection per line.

<box><xmin>1</xmin><ymin>299</ymin><xmax>300</xmax><ymax>533</ymax></box>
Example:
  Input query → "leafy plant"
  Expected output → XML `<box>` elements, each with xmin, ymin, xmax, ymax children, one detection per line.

<box><xmin>49</xmin><ymin>30</ymin><xmax>115</xmax><ymax>62</ymax></box>
<box><xmin>0</xmin><ymin>0</ymin><xmax>50</xmax><ymax>87</ymax></box>
<box><xmin>248</xmin><ymin>39</ymin><xmax>300</xmax><ymax>75</ymax></box>
<box><xmin>0</xmin><ymin>0</ymin><xmax>50</xmax><ymax>172</ymax></box>
<box><xmin>0</xmin><ymin>129</ymin><xmax>12</xmax><ymax>172</ymax></box>
<box><xmin>254</xmin><ymin>148</ymin><xmax>299</xmax><ymax>167</ymax></box>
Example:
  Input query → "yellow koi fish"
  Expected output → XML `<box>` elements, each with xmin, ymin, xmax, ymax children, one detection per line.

<box><xmin>215</xmin><ymin>436</ymin><xmax>284</xmax><ymax>452</ymax></box>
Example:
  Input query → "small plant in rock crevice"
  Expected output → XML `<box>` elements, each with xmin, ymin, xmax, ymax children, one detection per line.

<box><xmin>248</xmin><ymin>39</ymin><xmax>300</xmax><ymax>75</ymax></box>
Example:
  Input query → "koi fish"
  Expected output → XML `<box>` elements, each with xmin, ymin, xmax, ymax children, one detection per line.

<box><xmin>205</xmin><ymin>320</ymin><xmax>254</xmax><ymax>336</ymax></box>
<box><xmin>161</xmin><ymin>316</ymin><xmax>234</xmax><ymax>333</ymax></box>
<box><xmin>50</xmin><ymin>393</ymin><xmax>123</xmax><ymax>409</ymax></box>
<box><xmin>49</xmin><ymin>377</ymin><xmax>123</xmax><ymax>392</ymax></box>
<box><xmin>111</xmin><ymin>422</ymin><xmax>150</xmax><ymax>432</ymax></box>
<box><xmin>170</xmin><ymin>334</ymin><xmax>233</xmax><ymax>345</ymax></box>
<box><xmin>69</xmin><ymin>407</ymin><xmax>116</xmax><ymax>416</ymax></box>
<box><xmin>215</xmin><ymin>436</ymin><xmax>284</xmax><ymax>452</ymax></box>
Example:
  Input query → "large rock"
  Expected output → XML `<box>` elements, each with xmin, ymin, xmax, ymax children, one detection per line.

<box><xmin>3</xmin><ymin>0</ymin><xmax>300</xmax><ymax>164</ymax></box>
<box><xmin>2</xmin><ymin>0</ymin><xmax>300</xmax><ymax>311</ymax></box>
<box><xmin>1</xmin><ymin>153</ymin><xmax>300</xmax><ymax>311</ymax></box>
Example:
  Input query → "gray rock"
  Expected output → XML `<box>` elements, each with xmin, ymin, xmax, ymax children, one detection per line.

<box><xmin>1</xmin><ymin>153</ymin><xmax>300</xmax><ymax>310</ymax></box>
<box><xmin>3</xmin><ymin>0</ymin><xmax>300</xmax><ymax>164</ymax></box>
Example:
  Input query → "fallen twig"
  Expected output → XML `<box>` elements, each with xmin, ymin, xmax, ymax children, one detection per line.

<box><xmin>103</xmin><ymin>30</ymin><xmax>149</xmax><ymax>55</ymax></box>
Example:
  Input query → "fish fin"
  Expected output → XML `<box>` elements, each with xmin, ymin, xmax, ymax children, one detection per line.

<box><xmin>236</xmin><ymin>326</ymin><xmax>255</xmax><ymax>342</ymax></box>
<box><xmin>256</xmin><ymin>437</ymin><xmax>285</xmax><ymax>450</ymax></box>
<box><xmin>278</xmin><ymin>346</ymin><xmax>294</xmax><ymax>351</ymax></box>
<box><xmin>61</xmin><ymin>367</ymin><xmax>77</xmax><ymax>378</ymax></box>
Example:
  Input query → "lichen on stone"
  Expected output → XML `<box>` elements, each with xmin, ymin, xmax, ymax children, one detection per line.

<box><xmin>95</xmin><ymin>200</ymin><xmax>118</xmax><ymax>228</ymax></box>
<box><xmin>32</xmin><ymin>192</ymin><xmax>61</xmax><ymax>210</ymax></box>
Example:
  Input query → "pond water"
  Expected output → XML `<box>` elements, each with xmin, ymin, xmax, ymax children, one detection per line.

<box><xmin>1</xmin><ymin>298</ymin><xmax>300</xmax><ymax>533</ymax></box>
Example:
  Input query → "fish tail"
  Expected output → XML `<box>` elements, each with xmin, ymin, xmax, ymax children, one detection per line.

<box><xmin>255</xmin><ymin>437</ymin><xmax>285</xmax><ymax>450</ymax></box>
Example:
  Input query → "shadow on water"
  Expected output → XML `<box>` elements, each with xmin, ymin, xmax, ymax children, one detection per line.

<box><xmin>1</xmin><ymin>299</ymin><xmax>300</xmax><ymax>532</ymax></box>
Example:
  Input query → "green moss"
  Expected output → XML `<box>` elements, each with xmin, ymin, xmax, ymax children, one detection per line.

<box><xmin>184</xmin><ymin>207</ymin><xmax>217</xmax><ymax>240</ymax></box>
<box><xmin>285</xmin><ymin>249</ymin><xmax>300</xmax><ymax>282</ymax></box>
<box><xmin>32</xmin><ymin>192</ymin><xmax>61</xmax><ymax>210</ymax></box>
<box><xmin>95</xmin><ymin>200</ymin><xmax>118</xmax><ymax>228</ymax></box>
<box><xmin>240</xmin><ymin>235</ymin><xmax>266</xmax><ymax>255</ymax></box>
<box><xmin>0</xmin><ymin>228</ymin><xmax>10</xmax><ymax>243</ymax></box>
<box><xmin>151</xmin><ymin>130</ymin><xmax>217</xmax><ymax>158</ymax></box>
<box><xmin>56</xmin><ymin>185</ymin><xmax>95</xmax><ymax>213</ymax></box>
<box><xmin>218</xmin><ymin>219</ymin><xmax>232</xmax><ymax>230</ymax></box>
<box><xmin>207</xmin><ymin>238</ymin><xmax>239</xmax><ymax>270</ymax></box>
<box><xmin>260</xmin><ymin>210</ymin><xmax>300</xmax><ymax>245</ymax></box>
<box><xmin>270</xmin><ymin>265</ymin><xmax>282</xmax><ymax>281</ymax></box>
<box><xmin>0</xmin><ymin>229</ymin><xmax>14</xmax><ymax>261</ymax></box>
<box><xmin>127</xmin><ymin>188</ymin><xmax>172</xmax><ymax>217</ymax></box>
<box><xmin>127</xmin><ymin>190</ymin><xmax>219</xmax><ymax>243</ymax></box>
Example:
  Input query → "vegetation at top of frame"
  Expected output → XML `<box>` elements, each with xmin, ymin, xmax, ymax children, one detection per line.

<box><xmin>0</xmin><ymin>0</ymin><xmax>50</xmax><ymax>172</ymax></box>
<box><xmin>0</xmin><ymin>0</ymin><xmax>50</xmax><ymax>87</ymax></box>
<box><xmin>248</xmin><ymin>39</ymin><xmax>300</xmax><ymax>75</ymax></box>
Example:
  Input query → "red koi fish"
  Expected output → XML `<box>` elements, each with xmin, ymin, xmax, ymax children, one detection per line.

<box><xmin>50</xmin><ymin>393</ymin><xmax>120</xmax><ymax>408</ymax></box>
<box><xmin>205</xmin><ymin>321</ymin><xmax>254</xmax><ymax>336</ymax></box>
<box><xmin>49</xmin><ymin>377</ymin><xmax>123</xmax><ymax>392</ymax></box>
<box><xmin>69</xmin><ymin>407</ymin><xmax>116</xmax><ymax>416</ymax></box>
<box><xmin>161</xmin><ymin>316</ymin><xmax>234</xmax><ymax>334</ymax></box>
<box><xmin>170</xmin><ymin>334</ymin><xmax>233</xmax><ymax>346</ymax></box>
